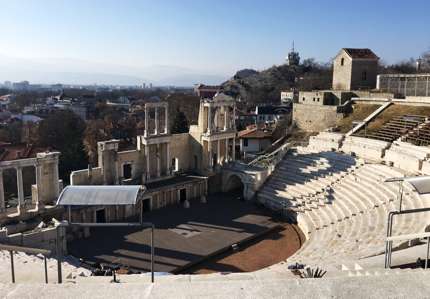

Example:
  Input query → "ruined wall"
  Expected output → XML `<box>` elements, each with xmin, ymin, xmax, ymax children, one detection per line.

<box><xmin>293</xmin><ymin>103</ymin><xmax>343</xmax><ymax>132</ymax></box>
<box><xmin>189</xmin><ymin>126</ymin><xmax>204</xmax><ymax>172</ymax></box>
<box><xmin>70</xmin><ymin>167</ymin><xmax>103</xmax><ymax>185</ymax></box>
<box><xmin>170</xmin><ymin>133</ymin><xmax>192</xmax><ymax>172</ymax></box>
<box><xmin>116</xmin><ymin>150</ymin><xmax>144</xmax><ymax>181</ymax></box>
<box><xmin>0</xmin><ymin>224</ymin><xmax>67</xmax><ymax>254</ymax></box>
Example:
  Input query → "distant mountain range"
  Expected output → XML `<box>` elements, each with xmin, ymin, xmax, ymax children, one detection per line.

<box><xmin>0</xmin><ymin>55</ymin><xmax>228</xmax><ymax>86</ymax></box>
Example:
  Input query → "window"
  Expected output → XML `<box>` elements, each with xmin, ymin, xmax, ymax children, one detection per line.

<box><xmin>362</xmin><ymin>71</ymin><xmax>367</xmax><ymax>81</ymax></box>
<box><xmin>172</xmin><ymin>158</ymin><xmax>179</xmax><ymax>172</ymax></box>
<box><xmin>123</xmin><ymin>163</ymin><xmax>132</xmax><ymax>180</ymax></box>
<box><xmin>302</xmin><ymin>97</ymin><xmax>305</xmax><ymax>101</ymax></box>
<box><xmin>313</xmin><ymin>98</ymin><xmax>315</xmax><ymax>102</ymax></box>
<box><xmin>317</xmin><ymin>98</ymin><xmax>320</xmax><ymax>102</ymax></box>
<box><xmin>340</xmin><ymin>58</ymin><xmax>344</xmax><ymax>66</ymax></box>
<box><xmin>243</xmin><ymin>139</ymin><xmax>248</xmax><ymax>147</ymax></box>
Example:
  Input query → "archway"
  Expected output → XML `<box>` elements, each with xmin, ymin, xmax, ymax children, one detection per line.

<box><xmin>225</xmin><ymin>174</ymin><xmax>245</xmax><ymax>199</ymax></box>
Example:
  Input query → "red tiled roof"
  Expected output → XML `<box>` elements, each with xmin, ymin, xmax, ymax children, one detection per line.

<box><xmin>0</xmin><ymin>144</ymin><xmax>50</xmax><ymax>162</ymax></box>
<box><xmin>238</xmin><ymin>127</ymin><xmax>273</xmax><ymax>139</ymax></box>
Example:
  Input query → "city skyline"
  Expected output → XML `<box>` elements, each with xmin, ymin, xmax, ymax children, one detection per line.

<box><xmin>0</xmin><ymin>0</ymin><xmax>429</xmax><ymax>85</ymax></box>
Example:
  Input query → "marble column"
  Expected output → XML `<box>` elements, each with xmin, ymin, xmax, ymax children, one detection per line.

<box><xmin>16</xmin><ymin>167</ymin><xmax>24</xmax><ymax>215</ymax></box>
<box><xmin>35</xmin><ymin>164</ymin><xmax>43</xmax><ymax>209</ymax></box>
<box><xmin>0</xmin><ymin>170</ymin><xmax>5</xmax><ymax>212</ymax></box>
<box><xmin>217</xmin><ymin>139</ymin><xmax>221</xmax><ymax>165</ymax></box>
<box><xmin>207</xmin><ymin>106</ymin><xmax>212</xmax><ymax>134</ymax></box>
<box><xmin>53</xmin><ymin>160</ymin><xmax>60</xmax><ymax>197</ymax></box>
<box><xmin>223</xmin><ymin>107</ymin><xmax>228</xmax><ymax>131</ymax></box>
<box><xmin>166</xmin><ymin>143</ymin><xmax>171</xmax><ymax>175</ymax></box>
<box><xmin>225</xmin><ymin>139</ymin><xmax>229</xmax><ymax>163</ymax></box>
<box><xmin>144</xmin><ymin>106</ymin><xmax>149</xmax><ymax>137</ymax></box>
<box><xmin>156</xmin><ymin>144</ymin><xmax>161</xmax><ymax>177</ymax></box>
<box><xmin>155</xmin><ymin>107</ymin><xmax>159</xmax><ymax>135</ymax></box>
<box><xmin>208</xmin><ymin>141</ymin><xmax>213</xmax><ymax>169</ymax></box>
<box><xmin>214</xmin><ymin>107</ymin><xmax>218</xmax><ymax>131</ymax></box>
<box><xmin>145</xmin><ymin>145</ymin><xmax>150</xmax><ymax>180</ymax></box>
<box><xmin>232</xmin><ymin>138</ymin><xmax>236</xmax><ymax>161</ymax></box>
<box><xmin>232</xmin><ymin>105</ymin><xmax>236</xmax><ymax>129</ymax></box>
<box><xmin>165</xmin><ymin>106</ymin><xmax>169</xmax><ymax>134</ymax></box>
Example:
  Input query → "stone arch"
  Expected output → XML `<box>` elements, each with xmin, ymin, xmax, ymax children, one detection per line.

<box><xmin>222</xmin><ymin>172</ymin><xmax>250</xmax><ymax>199</ymax></box>
<box><xmin>225</xmin><ymin>174</ymin><xmax>244</xmax><ymax>194</ymax></box>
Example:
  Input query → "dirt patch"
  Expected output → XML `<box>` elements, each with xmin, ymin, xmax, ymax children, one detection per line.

<box><xmin>336</xmin><ymin>104</ymin><xmax>381</xmax><ymax>133</ymax></box>
<box><xmin>183</xmin><ymin>224</ymin><xmax>304</xmax><ymax>274</ymax></box>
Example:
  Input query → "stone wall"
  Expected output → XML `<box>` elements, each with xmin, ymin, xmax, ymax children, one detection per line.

<box><xmin>170</xmin><ymin>133</ymin><xmax>192</xmax><ymax>172</ymax></box>
<box><xmin>293</xmin><ymin>103</ymin><xmax>342</xmax><ymax>132</ymax></box>
<box><xmin>350</xmin><ymin>59</ymin><xmax>378</xmax><ymax>90</ymax></box>
<box><xmin>70</xmin><ymin>167</ymin><xmax>103</xmax><ymax>185</ymax></box>
<box><xmin>0</xmin><ymin>221</ymin><xmax>67</xmax><ymax>255</ymax></box>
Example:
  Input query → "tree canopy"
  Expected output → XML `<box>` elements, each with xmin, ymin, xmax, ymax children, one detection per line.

<box><xmin>171</xmin><ymin>108</ymin><xmax>189</xmax><ymax>134</ymax></box>
<box><xmin>38</xmin><ymin>110</ymin><xmax>88</xmax><ymax>182</ymax></box>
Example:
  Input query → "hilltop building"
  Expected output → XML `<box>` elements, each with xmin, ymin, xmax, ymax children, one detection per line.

<box><xmin>194</xmin><ymin>84</ymin><xmax>221</xmax><ymax>99</ymax></box>
<box><xmin>332</xmin><ymin>48</ymin><xmax>379</xmax><ymax>90</ymax></box>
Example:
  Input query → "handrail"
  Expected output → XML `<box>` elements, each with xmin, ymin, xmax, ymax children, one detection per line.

<box><xmin>385</xmin><ymin>207</ymin><xmax>430</xmax><ymax>269</ymax></box>
<box><xmin>248</xmin><ymin>142</ymin><xmax>291</xmax><ymax>167</ymax></box>
<box><xmin>0</xmin><ymin>243</ymin><xmax>51</xmax><ymax>283</ymax></box>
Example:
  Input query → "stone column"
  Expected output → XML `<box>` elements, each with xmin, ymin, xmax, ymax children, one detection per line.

<box><xmin>166</xmin><ymin>143</ymin><xmax>171</xmax><ymax>175</ymax></box>
<box><xmin>232</xmin><ymin>138</ymin><xmax>236</xmax><ymax>161</ymax></box>
<box><xmin>217</xmin><ymin>139</ymin><xmax>221</xmax><ymax>165</ymax></box>
<box><xmin>208</xmin><ymin>141</ymin><xmax>213</xmax><ymax>169</ymax></box>
<box><xmin>156</xmin><ymin>144</ymin><xmax>161</xmax><ymax>177</ymax></box>
<box><xmin>0</xmin><ymin>170</ymin><xmax>5</xmax><ymax>212</ymax></box>
<box><xmin>207</xmin><ymin>106</ymin><xmax>212</xmax><ymax>134</ymax></box>
<box><xmin>224</xmin><ymin>106</ymin><xmax>228</xmax><ymax>131</ymax></box>
<box><xmin>35</xmin><ymin>164</ymin><xmax>43</xmax><ymax>209</ymax></box>
<box><xmin>145</xmin><ymin>145</ymin><xmax>150</xmax><ymax>180</ymax></box>
<box><xmin>165</xmin><ymin>105</ymin><xmax>170</xmax><ymax>134</ymax></box>
<box><xmin>232</xmin><ymin>105</ymin><xmax>236</xmax><ymax>129</ymax></box>
<box><xmin>225</xmin><ymin>139</ymin><xmax>229</xmax><ymax>163</ymax></box>
<box><xmin>144</xmin><ymin>105</ymin><xmax>149</xmax><ymax>137</ymax></box>
<box><xmin>16</xmin><ymin>167</ymin><xmax>24</xmax><ymax>215</ymax></box>
<box><xmin>214</xmin><ymin>107</ymin><xmax>218</xmax><ymax>131</ymax></box>
<box><xmin>155</xmin><ymin>107</ymin><xmax>159</xmax><ymax>135</ymax></box>
<box><xmin>53</xmin><ymin>159</ymin><xmax>60</xmax><ymax>197</ymax></box>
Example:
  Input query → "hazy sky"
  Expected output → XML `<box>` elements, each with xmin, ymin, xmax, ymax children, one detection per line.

<box><xmin>0</xmin><ymin>0</ymin><xmax>429</xmax><ymax>84</ymax></box>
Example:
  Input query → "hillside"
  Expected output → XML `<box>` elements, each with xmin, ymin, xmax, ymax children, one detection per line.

<box><xmin>222</xmin><ymin>61</ymin><xmax>331</xmax><ymax>104</ymax></box>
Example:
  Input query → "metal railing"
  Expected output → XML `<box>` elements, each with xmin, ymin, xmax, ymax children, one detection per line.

<box><xmin>0</xmin><ymin>244</ymin><xmax>51</xmax><ymax>283</ymax></box>
<box><xmin>248</xmin><ymin>142</ymin><xmax>291</xmax><ymax>167</ymax></box>
<box><xmin>385</xmin><ymin>207</ymin><xmax>430</xmax><ymax>269</ymax></box>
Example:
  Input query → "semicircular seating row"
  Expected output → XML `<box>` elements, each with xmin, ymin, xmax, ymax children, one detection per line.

<box><xmin>257</xmin><ymin>146</ymin><xmax>430</xmax><ymax>270</ymax></box>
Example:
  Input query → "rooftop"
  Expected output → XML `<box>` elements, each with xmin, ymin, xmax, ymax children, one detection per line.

<box><xmin>342</xmin><ymin>48</ymin><xmax>379</xmax><ymax>60</ymax></box>
<box><xmin>238</xmin><ymin>126</ymin><xmax>273</xmax><ymax>139</ymax></box>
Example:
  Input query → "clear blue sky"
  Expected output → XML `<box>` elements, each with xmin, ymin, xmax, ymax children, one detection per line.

<box><xmin>0</xmin><ymin>0</ymin><xmax>429</xmax><ymax>81</ymax></box>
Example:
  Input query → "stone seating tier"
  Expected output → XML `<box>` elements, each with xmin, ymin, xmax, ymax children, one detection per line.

<box><xmin>257</xmin><ymin>147</ymin><xmax>430</xmax><ymax>271</ymax></box>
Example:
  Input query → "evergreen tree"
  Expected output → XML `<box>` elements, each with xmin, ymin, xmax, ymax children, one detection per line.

<box><xmin>171</xmin><ymin>108</ymin><xmax>189</xmax><ymax>134</ymax></box>
<box><xmin>38</xmin><ymin>110</ymin><xmax>88</xmax><ymax>182</ymax></box>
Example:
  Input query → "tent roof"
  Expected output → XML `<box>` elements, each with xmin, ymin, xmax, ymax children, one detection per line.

<box><xmin>56</xmin><ymin>185</ymin><xmax>143</xmax><ymax>206</ymax></box>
